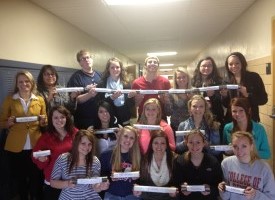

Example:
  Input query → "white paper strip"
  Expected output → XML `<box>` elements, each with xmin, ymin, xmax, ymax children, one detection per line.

<box><xmin>56</xmin><ymin>87</ymin><xmax>85</xmax><ymax>93</ymax></box>
<box><xmin>77</xmin><ymin>177</ymin><xmax>108</xmax><ymax>184</ymax></box>
<box><xmin>134</xmin><ymin>185</ymin><xmax>177</xmax><ymax>193</ymax></box>
<box><xmin>133</xmin><ymin>124</ymin><xmax>161</xmax><ymax>130</ymax></box>
<box><xmin>175</xmin><ymin>130</ymin><xmax>205</xmax><ymax>137</ymax></box>
<box><xmin>225</xmin><ymin>85</ymin><xmax>240</xmax><ymax>90</ymax></box>
<box><xmin>33</xmin><ymin>150</ymin><xmax>51</xmax><ymax>158</ymax></box>
<box><xmin>95</xmin><ymin>128</ymin><xmax>118</xmax><ymax>134</ymax></box>
<box><xmin>225</xmin><ymin>186</ymin><xmax>245</xmax><ymax>194</ymax></box>
<box><xmin>182</xmin><ymin>185</ymin><xmax>206</xmax><ymax>192</ymax></box>
<box><xmin>139</xmin><ymin>90</ymin><xmax>159</xmax><ymax>94</ymax></box>
<box><xmin>94</xmin><ymin>88</ymin><xmax>112</xmax><ymax>93</ymax></box>
<box><xmin>210</xmin><ymin>145</ymin><xmax>232</xmax><ymax>151</ymax></box>
<box><xmin>15</xmin><ymin>116</ymin><xmax>39</xmax><ymax>123</ymax></box>
<box><xmin>199</xmin><ymin>86</ymin><xmax>220</xmax><ymax>92</ymax></box>
<box><xmin>112</xmin><ymin>171</ymin><xmax>140</xmax><ymax>178</ymax></box>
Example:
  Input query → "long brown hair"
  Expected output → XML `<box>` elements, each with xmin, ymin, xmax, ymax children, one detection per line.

<box><xmin>111</xmin><ymin>126</ymin><xmax>140</xmax><ymax>172</ymax></box>
<box><xmin>230</xmin><ymin>97</ymin><xmax>252</xmax><ymax>133</ymax></box>
<box><xmin>68</xmin><ymin>130</ymin><xmax>96</xmax><ymax>177</ymax></box>
<box><xmin>140</xmin><ymin>131</ymin><xmax>174</xmax><ymax>182</ymax></box>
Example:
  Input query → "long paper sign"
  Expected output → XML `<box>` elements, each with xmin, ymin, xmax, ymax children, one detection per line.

<box><xmin>33</xmin><ymin>150</ymin><xmax>51</xmax><ymax>158</ymax></box>
<box><xmin>225</xmin><ymin>186</ymin><xmax>245</xmax><ymax>194</ymax></box>
<box><xmin>56</xmin><ymin>87</ymin><xmax>85</xmax><ymax>93</ymax></box>
<box><xmin>77</xmin><ymin>176</ymin><xmax>108</xmax><ymax>184</ymax></box>
<box><xmin>15</xmin><ymin>116</ymin><xmax>39</xmax><ymax>123</ymax></box>
<box><xmin>134</xmin><ymin>185</ymin><xmax>177</xmax><ymax>193</ymax></box>
<box><xmin>181</xmin><ymin>185</ymin><xmax>208</xmax><ymax>192</ymax></box>
<box><xmin>112</xmin><ymin>171</ymin><xmax>140</xmax><ymax>179</ymax></box>
<box><xmin>95</xmin><ymin>128</ymin><xmax>118</xmax><ymax>134</ymax></box>
<box><xmin>210</xmin><ymin>145</ymin><xmax>232</xmax><ymax>151</ymax></box>
<box><xmin>56</xmin><ymin>85</ymin><xmax>239</xmax><ymax>94</ymax></box>
<box><xmin>133</xmin><ymin>124</ymin><xmax>161</xmax><ymax>130</ymax></box>
<box><xmin>176</xmin><ymin>130</ymin><xmax>205</xmax><ymax>137</ymax></box>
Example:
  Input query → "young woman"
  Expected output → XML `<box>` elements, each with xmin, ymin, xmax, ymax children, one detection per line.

<box><xmin>218</xmin><ymin>131</ymin><xmax>275</xmax><ymax>200</ymax></box>
<box><xmin>0</xmin><ymin>70</ymin><xmax>47</xmax><ymax>200</ymax></box>
<box><xmin>173</xmin><ymin>129</ymin><xmax>222</xmax><ymax>200</ymax></box>
<box><xmin>32</xmin><ymin>105</ymin><xmax>78</xmax><ymax>200</ymax></box>
<box><xmin>100</xmin><ymin>126</ymin><xmax>141</xmax><ymax>200</ymax></box>
<box><xmin>165</xmin><ymin>67</ymin><xmax>192</xmax><ymax>132</ymax></box>
<box><xmin>37</xmin><ymin>65</ymin><xmax>75</xmax><ymax>114</ymax></box>
<box><xmin>138</xmin><ymin>98</ymin><xmax>176</xmax><ymax>154</ymax></box>
<box><xmin>134</xmin><ymin>131</ymin><xmax>177</xmax><ymax>200</ymax></box>
<box><xmin>92</xmin><ymin>100</ymin><xmax>119</xmax><ymax>157</ymax></box>
<box><xmin>176</xmin><ymin>95</ymin><xmax>221</xmax><ymax>159</ymax></box>
<box><xmin>221</xmin><ymin>52</ymin><xmax>268</xmax><ymax>122</ymax></box>
<box><xmin>97</xmin><ymin>57</ymin><xmax>135</xmax><ymax>126</ymax></box>
<box><xmin>50</xmin><ymin>130</ymin><xmax>109</xmax><ymax>200</ymax></box>
<box><xmin>223</xmin><ymin>97</ymin><xmax>271</xmax><ymax>159</ymax></box>
<box><xmin>191</xmin><ymin>57</ymin><xmax>225</xmax><ymax>131</ymax></box>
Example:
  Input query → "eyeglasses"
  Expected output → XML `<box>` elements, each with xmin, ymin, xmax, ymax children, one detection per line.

<box><xmin>80</xmin><ymin>56</ymin><xmax>93</xmax><ymax>61</ymax></box>
<box><xmin>43</xmin><ymin>73</ymin><xmax>56</xmax><ymax>77</ymax></box>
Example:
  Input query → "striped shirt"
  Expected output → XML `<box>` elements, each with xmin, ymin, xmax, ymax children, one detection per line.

<box><xmin>51</xmin><ymin>153</ymin><xmax>101</xmax><ymax>200</ymax></box>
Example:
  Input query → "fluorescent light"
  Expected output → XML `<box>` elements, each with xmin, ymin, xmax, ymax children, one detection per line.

<box><xmin>159</xmin><ymin>64</ymin><xmax>174</xmax><ymax>67</ymax></box>
<box><xmin>147</xmin><ymin>52</ymin><xmax>177</xmax><ymax>57</ymax></box>
<box><xmin>104</xmin><ymin>0</ymin><xmax>182</xmax><ymax>5</ymax></box>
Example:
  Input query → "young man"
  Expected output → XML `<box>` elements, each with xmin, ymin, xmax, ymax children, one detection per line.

<box><xmin>132</xmin><ymin>56</ymin><xmax>171</xmax><ymax>119</ymax></box>
<box><xmin>67</xmin><ymin>50</ymin><xmax>102</xmax><ymax>129</ymax></box>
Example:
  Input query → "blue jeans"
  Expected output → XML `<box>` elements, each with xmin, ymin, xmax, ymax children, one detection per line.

<box><xmin>104</xmin><ymin>192</ymin><xmax>140</xmax><ymax>200</ymax></box>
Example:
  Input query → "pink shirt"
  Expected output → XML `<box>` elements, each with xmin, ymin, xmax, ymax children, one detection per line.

<box><xmin>138</xmin><ymin>120</ymin><xmax>175</xmax><ymax>154</ymax></box>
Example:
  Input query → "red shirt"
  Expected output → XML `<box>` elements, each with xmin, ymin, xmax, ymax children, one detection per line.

<box><xmin>32</xmin><ymin>127</ymin><xmax>78</xmax><ymax>183</ymax></box>
<box><xmin>132</xmin><ymin>75</ymin><xmax>171</xmax><ymax>116</ymax></box>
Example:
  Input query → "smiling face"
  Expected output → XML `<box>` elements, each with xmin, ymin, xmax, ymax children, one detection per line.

<box><xmin>190</xmin><ymin>99</ymin><xmax>205</xmax><ymax>118</ymax></box>
<box><xmin>144</xmin><ymin>103</ymin><xmax>159</xmax><ymax>122</ymax></box>
<box><xmin>52</xmin><ymin>110</ymin><xmax>66</xmax><ymax>131</ymax></box>
<box><xmin>17</xmin><ymin>74</ymin><xmax>32</xmax><ymax>94</ymax></box>
<box><xmin>199</xmin><ymin>59</ymin><xmax>213</xmax><ymax>77</ymax></box>
<box><xmin>176</xmin><ymin>71</ymin><xmax>188</xmax><ymax>88</ymax></box>
<box><xmin>98</xmin><ymin>106</ymin><xmax>110</xmax><ymax>124</ymax></box>
<box><xmin>227</xmin><ymin>55</ymin><xmax>242</xmax><ymax>76</ymax></box>
<box><xmin>43</xmin><ymin>69</ymin><xmax>56</xmax><ymax>87</ymax></box>
<box><xmin>231</xmin><ymin>105</ymin><xmax>248</xmax><ymax>124</ymax></box>
<box><xmin>232</xmin><ymin>135</ymin><xmax>253</xmax><ymax>163</ymax></box>
<box><xmin>120</xmin><ymin>129</ymin><xmax>136</xmax><ymax>153</ymax></box>
<box><xmin>186</xmin><ymin>133</ymin><xmax>205</xmax><ymax>155</ymax></box>
<box><xmin>145</xmin><ymin>58</ymin><xmax>159</xmax><ymax>73</ymax></box>
<box><xmin>152</xmin><ymin>136</ymin><xmax>167</xmax><ymax>157</ymax></box>
<box><xmin>78</xmin><ymin>135</ymin><xmax>93</xmax><ymax>157</ymax></box>
<box><xmin>109</xmin><ymin>61</ymin><xmax>121</xmax><ymax>80</ymax></box>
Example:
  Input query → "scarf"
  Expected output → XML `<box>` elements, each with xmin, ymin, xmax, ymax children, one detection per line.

<box><xmin>150</xmin><ymin>153</ymin><xmax>169</xmax><ymax>186</ymax></box>
<box><xmin>105</xmin><ymin>77</ymin><xmax>125</xmax><ymax>106</ymax></box>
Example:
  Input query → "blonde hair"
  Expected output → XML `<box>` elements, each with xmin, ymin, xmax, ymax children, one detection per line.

<box><xmin>76</xmin><ymin>49</ymin><xmax>93</xmax><ymax>62</ymax></box>
<box><xmin>13</xmin><ymin>70</ymin><xmax>37</xmax><ymax>95</ymax></box>
<box><xmin>139</xmin><ymin>98</ymin><xmax>162</xmax><ymax>125</ymax></box>
<box><xmin>111</xmin><ymin>126</ymin><xmax>140</xmax><ymax>172</ymax></box>
<box><xmin>188</xmin><ymin>95</ymin><xmax>220</xmax><ymax>130</ymax></box>
<box><xmin>172</xmin><ymin>67</ymin><xmax>191</xmax><ymax>102</ymax></box>
<box><xmin>231</xmin><ymin>131</ymin><xmax>259</xmax><ymax>164</ymax></box>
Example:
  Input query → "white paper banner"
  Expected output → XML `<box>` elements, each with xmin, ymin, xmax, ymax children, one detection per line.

<box><xmin>210</xmin><ymin>145</ymin><xmax>232</xmax><ymax>151</ymax></box>
<box><xmin>181</xmin><ymin>185</ymin><xmax>206</xmax><ymax>192</ymax></box>
<box><xmin>112</xmin><ymin>171</ymin><xmax>140</xmax><ymax>178</ymax></box>
<box><xmin>77</xmin><ymin>177</ymin><xmax>108</xmax><ymax>184</ymax></box>
<box><xmin>15</xmin><ymin>116</ymin><xmax>39</xmax><ymax>123</ymax></box>
<box><xmin>175</xmin><ymin>130</ymin><xmax>205</xmax><ymax>137</ymax></box>
<box><xmin>133</xmin><ymin>124</ymin><xmax>161</xmax><ymax>130</ymax></box>
<box><xmin>134</xmin><ymin>185</ymin><xmax>177</xmax><ymax>193</ymax></box>
<box><xmin>33</xmin><ymin>150</ymin><xmax>51</xmax><ymax>158</ymax></box>
<box><xmin>95</xmin><ymin>128</ymin><xmax>118</xmax><ymax>134</ymax></box>
<box><xmin>56</xmin><ymin>87</ymin><xmax>85</xmax><ymax>93</ymax></box>
<box><xmin>225</xmin><ymin>186</ymin><xmax>245</xmax><ymax>194</ymax></box>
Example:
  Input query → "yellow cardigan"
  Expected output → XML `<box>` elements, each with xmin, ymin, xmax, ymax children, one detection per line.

<box><xmin>0</xmin><ymin>94</ymin><xmax>47</xmax><ymax>153</ymax></box>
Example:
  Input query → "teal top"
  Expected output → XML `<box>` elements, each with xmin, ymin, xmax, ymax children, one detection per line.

<box><xmin>223</xmin><ymin>121</ymin><xmax>271</xmax><ymax>159</ymax></box>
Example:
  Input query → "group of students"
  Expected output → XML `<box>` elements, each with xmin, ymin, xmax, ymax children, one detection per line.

<box><xmin>0</xmin><ymin>49</ymin><xmax>274</xmax><ymax>200</ymax></box>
